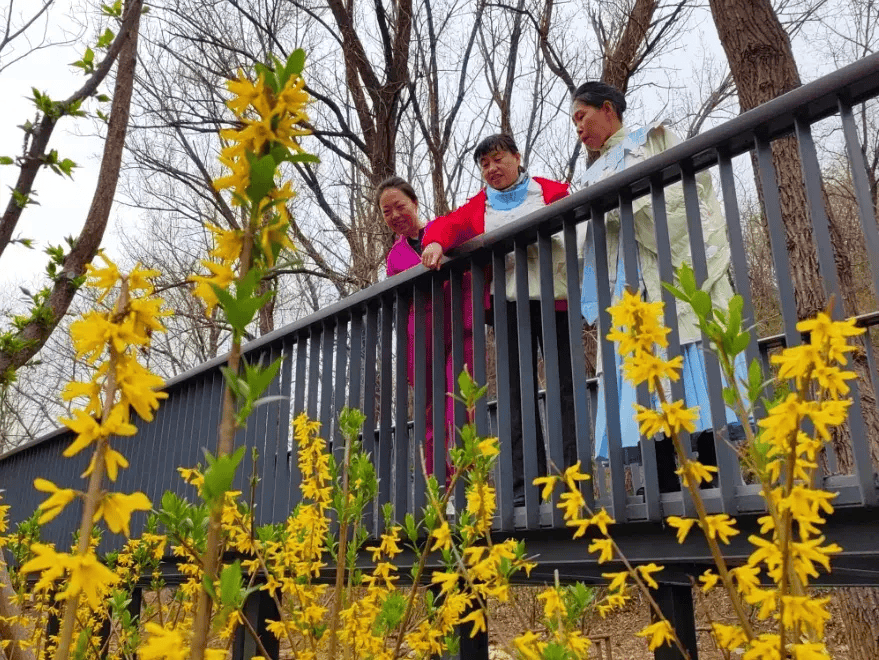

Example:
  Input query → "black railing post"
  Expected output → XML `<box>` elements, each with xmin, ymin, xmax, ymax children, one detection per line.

<box><xmin>458</xmin><ymin>610</ymin><xmax>490</xmax><ymax>660</ymax></box>
<box><xmin>653</xmin><ymin>583</ymin><xmax>698</xmax><ymax>660</ymax></box>
<box><xmin>232</xmin><ymin>589</ymin><xmax>280</xmax><ymax>660</ymax></box>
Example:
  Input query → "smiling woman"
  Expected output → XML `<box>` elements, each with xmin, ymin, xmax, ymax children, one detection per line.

<box><xmin>378</xmin><ymin>175</ymin><xmax>474</xmax><ymax>477</ymax></box>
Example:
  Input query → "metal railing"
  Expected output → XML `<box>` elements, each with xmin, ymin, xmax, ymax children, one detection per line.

<box><xmin>1</xmin><ymin>52</ymin><xmax>878</xmax><ymax>556</ymax></box>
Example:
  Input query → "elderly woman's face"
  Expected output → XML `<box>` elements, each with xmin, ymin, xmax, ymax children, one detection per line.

<box><xmin>479</xmin><ymin>148</ymin><xmax>521</xmax><ymax>190</ymax></box>
<box><xmin>572</xmin><ymin>100</ymin><xmax>620</xmax><ymax>152</ymax></box>
<box><xmin>379</xmin><ymin>188</ymin><xmax>420</xmax><ymax>239</ymax></box>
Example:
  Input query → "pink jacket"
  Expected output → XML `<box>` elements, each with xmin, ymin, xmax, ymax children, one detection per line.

<box><xmin>386</xmin><ymin>229</ymin><xmax>475</xmax><ymax>386</ymax></box>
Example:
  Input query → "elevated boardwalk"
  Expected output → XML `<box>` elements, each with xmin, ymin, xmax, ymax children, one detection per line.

<box><xmin>2</xmin><ymin>52</ymin><xmax>879</xmax><ymax>660</ymax></box>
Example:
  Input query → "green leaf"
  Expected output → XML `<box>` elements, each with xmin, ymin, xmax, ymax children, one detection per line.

<box><xmin>101</xmin><ymin>1</ymin><xmax>123</xmax><ymax>17</ymax></box>
<box><xmin>731</xmin><ymin>331</ymin><xmax>751</xmax><ymax>356</ymax></box>
<box><xmin>202</xmin><ymin>575</ymin><xmax>216</xmax><ymax>601</ymax></box>
<box><xmin>690</xmin><ymin>290</ymin><xmax>712</xmax><ymax>319</ymax></box>
<box><xmin>210</xmin><ymin>268</ymin><xmax>274</xmax><ymax>337</ymax></box>
<box><xmin>286</xmin><ymin>153</ymin><xmax>320</xmax><ymax>164</ymax></box>
<box><xmin>286</xmin><ymin>48</ymin><xmax>306</xmax><ymax>77</ymax></box>
<box><xmin>339</xmin><ymin>407</ymin><xmax>366</xmax><ymax>441</ymax></box>
<box><xmin>748</xmin><ymin>358</ymin><xmax>764</xmax><ymax>403</ymax></box>
<box><xmin>722</xmin><ymin>386</ymin><xmax>737</xmax><ymax>407</ymax></box>
<box><xmin>202</xmin><ymin>446</ymin><xmax>247</xmax><ymax>503</ymax></box>
<box><xmin>0</xmin><ymin>156</ymin><xmax>13</xmax><ymax>165</ymax></box>
<box><xmin>219</xmin><ymin>561</ymin><xmax>243</xmax><ymax>607</ymax></box>
<box><xmin>404</xmin><ymin>513</ymin><xmax>418</xmax><ymax>543</ymax></box>
<box><xmin>254</xmin><ymin>62</ymin><xmax>278</xmax><ymax>93</ymax></box>
<box><xmin>677</xmin><ymin>262</ymin><xmax>696</xmax><ymax>295</ymax></box>
<box><xmin>661</xmin><ymin>281</ymin><xmax>688</xmax><ymax>302</ymax></box>
<box><xmin>727</xmin><ymin>295</ymin><xmax>743</xmax><ymax>338</ymax></box>
<box><xmin>96</xmin><ymin>27</ymin><xmax>115</xmax><ymax>49</ymax></box>
<box><xmin>245</xmin><ymin>153</ymin><xmax>277</xmax><ymax>206</ymax></box>
<box><xmin>59</xmin><ymin>158</ymin><xmax>77</xmax><ymax>176</ymax></box>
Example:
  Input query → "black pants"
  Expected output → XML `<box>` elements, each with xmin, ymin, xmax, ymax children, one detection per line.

<box><xmin>491</xmin><ymin>301</ymin><xmax>577</xmax><ymax>501</ymax></box>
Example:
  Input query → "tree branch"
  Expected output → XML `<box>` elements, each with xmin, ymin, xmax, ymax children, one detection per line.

<box><xmin>0</xmin><ymin>0</ymin><xmax>143</xmax><ymax>378</ymax></box>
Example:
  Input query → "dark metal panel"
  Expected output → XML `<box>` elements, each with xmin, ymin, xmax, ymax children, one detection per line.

<box><xmin>167</xmin><ymin>378</ymin><xmax>201</xmax><ymax>510</ymax></box>
<box><xmin>430</xmin><ymin>272</ymin><xmax>446</xmax><ymax>492</ymax></box>
<box><xmin>514</xmin><ymin>238</ymin><xmax>539</xmax><ymax>529</ymax></box>
<box><xmin>681</xmin><ymin>161</ymin><xmax>738</xmax><ymax>514</ymax></box>
<box><xmin>293</xmin><ymin>332</ymin><xmax>307</xmax><ymax>418</ymax></box>
<box><xmin>273</xmin><ymin>337</ymin><xmax>294</xmax><ymax>521</ymax></box>
<box><xmin>450</xmin><ymin>266</ymin><xmax>466</xmax><ymax>486</ymax></box>
<box><xmin>362</xmin><ymin>303</ymin><xmax>379</xmax><ymax>536</ymax></box>
<box><xmin>468</xmin><ymin>256</ymin><xmax>488</xmax><ymax>514</ymax></box>
<box><xmin>754</xmin><ymin>133</ymin><xmax>801</xmax><ymax>347</ymax></box>
<box><xmin>307</xmin><ymin>324</ymin><xmax>321</xmax><ymax>420</ymax></box>
<box><xmin>492</xmin><ymin>247</ymin><xmax>515</xmax><ymax>531</ymax></box>
<box><xmin>412</xmin><ymin>278</ymin><xmax>429</xmax><ymax>513</ymax></box>
<box><xmin>470</xmin><ymin>257</ymin><xmax>489</xmax><ymax>435</ymax></box>
<box><xmin>149</xmin><ymin>380</ymin><xmax>182</xmax><ymax>504</ymax></box>
<box><xmin>591</xmin><ymin>204</ymin><xmax>628</xmax><ymax>522</ymax></box>
<box><xmin>562</xmin><ymin>216</ymin><xmax>594</xmax><ymax>509</ymax></box>
<box><xmin>320</xmin><ymin>320</ymin><xmax>334</xmax><ymax>450</ymax></box>
<box><xmin>833</xmin><ymin>364</ymin><xmax>876</xmax><ymax>504</ymax></box>
<box><xmin>794</xmin><ymin>117</ymin><xmax>843</xmax><ymax>317</ymax></box>
<box><xmin>537</xmin><ymin>227</ymin><xmax>564</xmax><ymax>528</ymax></box>
<box><xmin>258</xmin><ymin>342</ymin><xmax>285</xmax><ymax>525</ymax></box>
<box><xmin>333</xmin><ymin>316</ymin><xmax>349</xmax><ymax>468</ymax></box>
<box><xmin>289</xmin><ymin>336</ymin><xmax>307</xmax><ymax>511</ymax></box>
<box><xmin>349</xmin><ymin>308</ymin><xmax>364</xmax><ymax>412</ymax></box>
<box><xmin>620</xmin><ymin>188</ymin><xmax>663</xmax><ymax>522</ymax></box>
<box><xmin>863</xmin><ymin>328</ymin><xmax>879</xmax><ymax>421</ymax></box>
<box><xmin>238</xmin><ymin>350</ymin><xmax>265</xmax><ymax>516</ymax></box>
<box><xmin>378</xmin><ymin>296</ymin><xmax>394</xmax><ymax>523</ymax></box>
<box><xmin>839</xmin><ymin>97</ymin><xmax>879</xmax><ymax>305</ymax></box>
<box><xmin>646</xmin><ymin>177</ymin><xmax>685</xmax><ymax>516</ymax></box>
<box><xmin>394</xmin><ymin>288</ymin><xmax>411</xmax><ymax>521</ymax></box>
<box><xmin>716</xmin><ymin>150</ymin><xmax>765</xmax><ymax>421</ymax></box>
<box><xmin>123</xmin><ymin>393</ymin><xmax>153</xmax><ymax>504</ymax></box>
<box><xmin>653</xmin><ymin>584</ymin><xmax>699</xmax><ymax>660</ymax></box>
<box><xmin>793</xmin><ymin>117</ymin><xmax>845</xmax><ymax>485</ymax></box>
<box><xmin>195</xmin><ymin>371</ymin><xmax>218</xmax><ymax>479</ymax></box>
<box><xmin>346</xmin><ymin>307</ymin><xmax>367</xmax><ymax>531</ymax></box>
<box><xmin>196</xmin><ymin>369</ymin><xmax>225</xmax><ymax>498</ymax></box>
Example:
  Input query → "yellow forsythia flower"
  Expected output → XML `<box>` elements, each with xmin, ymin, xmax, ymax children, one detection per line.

<box><xmin>636</xmin><ymin>619</ymin><xmax>675</xmax><ymax>650</ymax></box>
<box><xmin>94</xmin><ymin>491</ymin><xmax>152</xmax><ymax>537</ymax></box>
<box><xmin>33</xmin><ymin>478</ymin><xmax>78</xmax><ymax>524</ymax></box>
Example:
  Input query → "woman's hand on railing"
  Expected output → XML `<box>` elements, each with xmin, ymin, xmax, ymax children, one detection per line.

<box><xmin>422</xmin><ymin>242</ymin><xmax>444</xmax><ymax>270</ymax></box>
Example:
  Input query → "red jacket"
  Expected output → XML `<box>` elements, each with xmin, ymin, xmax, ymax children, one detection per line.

<box><xmin>422</xmin><ymin>177</ymin><xmax>569</xmax><ymax>252</ymax></box>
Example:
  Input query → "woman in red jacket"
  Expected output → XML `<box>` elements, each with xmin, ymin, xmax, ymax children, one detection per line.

<box><xmin>421</xmin><ymin>134</ymin><xmax>576</xmax><ymax>506</ymax></box>
<box><xmin>379</xmin><ymin>176</ymin><xmax>473</xmax><ymax>478</ymax></box>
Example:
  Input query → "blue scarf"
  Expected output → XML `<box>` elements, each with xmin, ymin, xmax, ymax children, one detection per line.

<box><xmin>485</xmin><ymin>173</ymin><xmax>529</xmax><ymax>211</ymax></box>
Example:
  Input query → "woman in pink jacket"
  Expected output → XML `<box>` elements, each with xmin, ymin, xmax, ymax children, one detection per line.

<box><xmin>378</xmin><ymin>176</ymin><xmax>474</xmax><ymax>478</ymax></box>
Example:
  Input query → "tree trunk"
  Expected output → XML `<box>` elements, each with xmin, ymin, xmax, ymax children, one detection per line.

<box><xmin>836</xmin><ymin>587</ymin><xmax>879</xmax><ymax>660</ymax></box>
<box><xmin>709</xmin><ymin>1</ymin><xmax>879</xmax><ymax>657</ymax></box>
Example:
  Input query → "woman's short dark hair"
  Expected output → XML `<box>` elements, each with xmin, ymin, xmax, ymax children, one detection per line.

<box><xmin>473</xmin><ymin>133</ymin><xmax>520</xmax><ymax>164</ymax></box>
<box><xmin>375</xmin><ymin>176</ymin><xmax>418</xmax><ymax>206</ymax></box>
<box><xmin>571</xmin><ymin>82</ymin><xmax>627</xmax><ymax>121</ymax></box>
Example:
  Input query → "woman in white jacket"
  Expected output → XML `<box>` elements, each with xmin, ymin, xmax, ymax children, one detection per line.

<box><xmin>573</xmin><ymin>81</ymin><xmax>746</xmax><ymax>489</ymax></box>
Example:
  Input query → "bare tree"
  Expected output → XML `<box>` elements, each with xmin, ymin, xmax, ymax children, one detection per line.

<box><xmin>0</xmin><ymin>0</ymin><xmax>75</xmax><ymax>74</ymax></box>
<box><xmin>0</xmin><ymin>0</ymin><xmax>144</xmax><ymax>380</ymax></box>
<box><xmin>408</xmin><ymin>0</ymin><xmax>486</xmax><ymax>215</ymax></box>
<box><xmin>710</xmin><ymin>1</ymin><xmax>879</xmax><ymax>657</ymax></box>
